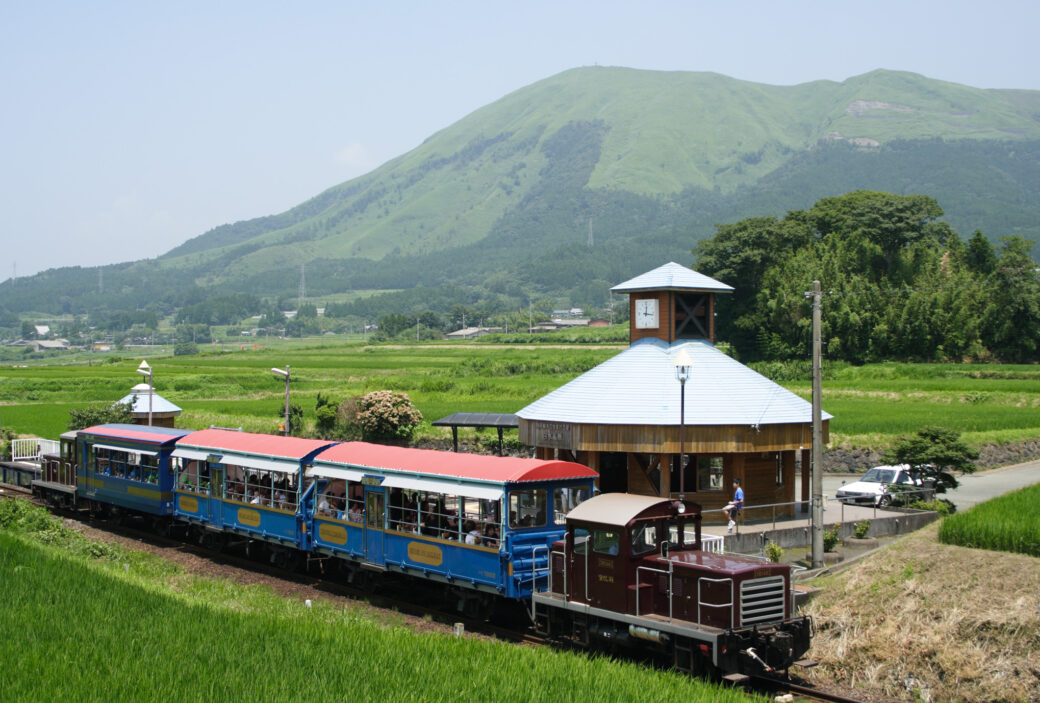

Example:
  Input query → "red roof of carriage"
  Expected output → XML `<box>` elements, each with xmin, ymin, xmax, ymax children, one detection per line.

<box><xmin>176</xmin><ymin>429</ymin><xmax>334</xmax><ymax>460</ymax></box>
<box><xmin>80</xmin><ymin>424</ymin><xmax>191</xmax><ymax>446</ymax></box>
<box><xmin>314</xmin><ymin>442</ymin><xmax>598</xmax><ymax>484</ymax></box>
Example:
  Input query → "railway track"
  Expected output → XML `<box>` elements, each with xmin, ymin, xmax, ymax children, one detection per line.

<box><xmin>4</xmin><ymin>488</ymin><xmax>875</xmax><ymax>702</ymax></box>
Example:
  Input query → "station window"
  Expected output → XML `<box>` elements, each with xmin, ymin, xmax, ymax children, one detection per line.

<box><xmin>553</xmin><ymin>485</ymin><xmax>591</xmax><ymax>525</ymax></box>
<box><xmin>630</xmin><ymin>522</ymin><xmax>658</xmax><ymax>555</ymax></box>
<box><xmin>508</xmin><ymin>489</ymin><xmax>546</xmax><ymax>529</ymax></box>
<box><xmin>697</xmin><ymin>456</ymin><xmax>725</xmax><ymax>492</ymax></box>
<box><xmin>775</xmin><ymin>453</ymin><xmax>784</xmax><ymax>487</ymax></box>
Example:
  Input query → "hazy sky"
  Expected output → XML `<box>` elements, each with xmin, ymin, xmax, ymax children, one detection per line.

<box><xmin>2</xmin><ymin>1</ymin><xmax>1036</xmax><ymax>279</ymax></box>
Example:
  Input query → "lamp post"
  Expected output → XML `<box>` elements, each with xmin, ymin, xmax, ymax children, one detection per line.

<box><xmin>137</xmin><ymin>360</ymin><xmax>153</xmax><ymax>426</ymax></box>
<box><xmin>673</xmin><ymin>348</ymin><xmax>693</xmax><ymax>498</ymax></box>
<box><xmin>271</xmin><ymin>366</ymin><xmax>290</xmax><ymax>436</ymax></box>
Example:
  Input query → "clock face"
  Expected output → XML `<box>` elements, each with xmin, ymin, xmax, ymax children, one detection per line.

<box><xmin>634</xmin><ymin>298</ymin><xmax>659</xmax><ymax>329</ymax></box>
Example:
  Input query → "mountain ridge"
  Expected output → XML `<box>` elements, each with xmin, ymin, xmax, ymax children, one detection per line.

<box><xmin>3</xmin><ymin>66</ymin><xmax>1040</xmax><ymax>316</ymax></box>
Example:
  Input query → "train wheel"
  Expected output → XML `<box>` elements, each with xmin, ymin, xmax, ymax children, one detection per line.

<box><xmin>152</xmin><ymin>517</ymin><xmax>171</xmax><ymax>537</ymax></box>
<box><xmin>270</xmin><ymin>547</ymin><xmax>300</xmax><ymax>571</ymax></box>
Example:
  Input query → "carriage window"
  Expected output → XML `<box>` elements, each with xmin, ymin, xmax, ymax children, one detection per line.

<box><xmin>237</xmin><ymin>468</ymin><xmax>299</xmax><ymax>511</ymax></box>
<box><xmin>508</xmin><ymin>489</ymin><xmax>546</xmax><ymax>529</ymax></box>
<box><xmin>553</xmin><ymin>486</ymin><xmax>590</xmax><ymax>525</ymax></box>
<box><xmin>592</xmin><ymin>529</ymin><xmax>620</xmax><ymax>556</ymax></box>
<box><xmin>573</xmin><ymin>527</ymin><xmax>590</xmax><ymax>555</ymax></box>
<box><xmin>697</xmin><ymin>456</ymin><xmax>724</xmax><ymax>492</ymax></box>
<box><xmin>630</xmin><ymin>522</ymin><xmax>658</xmax><ymax>555</ymax></box>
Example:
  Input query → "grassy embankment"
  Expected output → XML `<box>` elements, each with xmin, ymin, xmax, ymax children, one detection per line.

<box><xmin>803</xmin><ymin>510</ymin><xmax>1040</xmax><ymax>702</ymax></box>
<box><xmin>1</xmin><ymin>340</ymin><xmax>1039</xmax><ymax>452</ymax></box>
<box><xmin>0</xmin><ymin>499</ymin><xmax>760</xmax><ymax>703</ymax></box>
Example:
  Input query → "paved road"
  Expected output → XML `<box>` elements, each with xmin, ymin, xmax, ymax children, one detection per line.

<box><xmin>813</xmin><ymin>459</ymin><xmax>1040</xmax><ymax>510</ymax></box>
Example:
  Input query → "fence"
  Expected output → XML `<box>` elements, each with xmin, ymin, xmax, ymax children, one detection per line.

<box><xmin>10</xmin><ymin>438</ymin><xmax>60</xmax><ymax>463</ymax></box>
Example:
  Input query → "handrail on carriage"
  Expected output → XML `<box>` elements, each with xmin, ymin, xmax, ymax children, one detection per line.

<box><xmin>11</xmin><ymin>438</ymin><xmax>60</xmax><ymax>464</ymax></box>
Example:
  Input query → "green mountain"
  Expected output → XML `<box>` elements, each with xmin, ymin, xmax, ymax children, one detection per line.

<box><xmin>4</xmin><ymin>67</ymin><xmax>1040</xmax><ymax>316</ymax></box>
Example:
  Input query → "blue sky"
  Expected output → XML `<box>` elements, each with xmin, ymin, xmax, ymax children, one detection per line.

<box><xmin>2</xmin><ymin>1</ymin><xmax>1036</xmax><ymax>278</ymax></box>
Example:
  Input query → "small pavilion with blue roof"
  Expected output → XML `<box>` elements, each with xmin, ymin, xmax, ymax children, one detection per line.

<box><xmin>516</xmin><ymin>262</ymin><xmax>831</xmax><ymax>521</ymax></box>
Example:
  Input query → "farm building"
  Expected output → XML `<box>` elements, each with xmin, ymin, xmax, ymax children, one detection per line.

<box><xmin>516</xmin><ymin>262</ymin><xmax>830</xmax><ymax>522</ymax></box>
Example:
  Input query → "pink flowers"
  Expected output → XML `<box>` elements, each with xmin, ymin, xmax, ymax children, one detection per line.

<box><xmin>354</xmin><ymin>390</ymin><xmax>423</xmax><ymax>440</ymax></box>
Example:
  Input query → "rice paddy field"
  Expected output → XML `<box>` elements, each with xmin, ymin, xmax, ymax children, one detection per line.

<box><xmin>2</xmin><ymin>337</ymin><xmax>1040</xmax><ymax>450</ymax></box>
<box><xmin>937</xmin><ymin>483</ymin><xmax>1040</xmax><ymax>557</ymax></box>
<box><xmin>0</xmin><ymin>499</ymin><xmax>761</xmax><ymax>703</ymax></box>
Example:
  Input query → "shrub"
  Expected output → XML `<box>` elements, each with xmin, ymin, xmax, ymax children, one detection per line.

<box><xmin>853</xmin><ymin>520</ymin><xmax>871</xmax><ymax>539</ymax></box>
<box><xmin>353</xmin><ymin>390</ymin><xmax>423</xmax><ymax>441</ymax></box>
<box><xmin>765</xmin><ymin>542</ymin><xmax>784</xmax><ymax>563</ymax></box>
<box><xmin>823</xmin><ymin>524</ymin><xmax>841</xmax><ymax>552</ymax></box>
<box><xmin>910</xmin><ymin>498</ymin><xmax>956</xmax><ymax>516</ymax></box>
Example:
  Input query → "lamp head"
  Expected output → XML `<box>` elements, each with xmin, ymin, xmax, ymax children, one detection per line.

<box><xmin>270</xmin><ymin>367</ymin><xmax>289</xmax><ymax>378</ymax></box>
<box><xmin>673</xmin><ymin>347</ymin><xmax>693</xmax><ymax>382</ymax></box>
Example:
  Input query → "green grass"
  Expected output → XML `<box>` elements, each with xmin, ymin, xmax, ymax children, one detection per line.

<box><xmin>0</xmin><ymin>500</ymin><xmax>761</xmax><ymax>703</ymax></box>
<box><xmin>2</xmin><ymin>340</ymin><xmax>1039</xmax><ymax>452</ymax></box>
<box><xmin>937</xmin><ymin>483</ymin><xmax>1040</xmax><ymax>557</ymax></box>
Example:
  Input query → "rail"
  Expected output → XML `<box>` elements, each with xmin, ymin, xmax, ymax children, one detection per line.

<box><xmin>11</xmin><ymin>438</ymin><xmax>60</xmax><ymax>463</ymax></box>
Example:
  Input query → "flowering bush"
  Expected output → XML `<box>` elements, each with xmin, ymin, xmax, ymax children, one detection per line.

<box><xmin>353</xmin><ymin>390</ymin><xmax>423</xmax><ymax>441</ymax></box>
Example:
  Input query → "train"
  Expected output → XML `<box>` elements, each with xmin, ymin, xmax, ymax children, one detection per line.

<box><xmin>29</xmin><ymin>422</ymin><xmax>812</xmax><ymax>681</ymax></box>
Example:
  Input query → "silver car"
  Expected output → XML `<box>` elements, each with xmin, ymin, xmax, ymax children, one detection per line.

<box><xmin>835</xmin><ymin>465</ymin><xmax>934</xmax><ymax>507</ymax></box>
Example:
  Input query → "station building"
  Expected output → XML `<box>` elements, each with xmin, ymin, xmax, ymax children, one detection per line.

<box><xmin>516</xmin><ymin>262</ymin><xmax>830</xmax><ymax>521</ymax></box>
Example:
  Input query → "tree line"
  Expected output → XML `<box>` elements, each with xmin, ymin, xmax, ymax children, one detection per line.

<box><xmin>695</xmin><ymin>190</ymin><xmax>1039</xmax><ymax>363</ymax></box>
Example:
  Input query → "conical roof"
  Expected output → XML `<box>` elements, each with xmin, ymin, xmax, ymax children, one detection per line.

<box><xmin>516</xmin><ymin>338</ymin><xmax>830</xmax><ymax>426</ymax></box>
<box><xmin>610</xmin><ymin>261</ymin><xmax>733</xmax><ymax>293</ymax></box>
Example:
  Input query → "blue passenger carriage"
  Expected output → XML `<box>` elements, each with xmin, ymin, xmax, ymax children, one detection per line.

<box><xmin>74</xmin><ymin>424</ymin><xmax>192</xmax><ymax>521</ymax></box>
<box><xmin>171</xmin><ymin>429</ymin><xmax>333</xmax><ymax>560</ymax></box>
<box><xmin>307</xmin><ymin>442</ymin><xmax>598</xmax><ymax>610</ymax></box>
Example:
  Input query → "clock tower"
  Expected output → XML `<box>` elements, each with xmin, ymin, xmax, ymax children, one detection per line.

<box><xmin>611</xmin><ymin>262</ymin><xmax>733</xmax><ymax>345</ymax></box>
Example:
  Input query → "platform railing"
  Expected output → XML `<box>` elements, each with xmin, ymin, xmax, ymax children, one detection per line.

<box><xmin>11</xmin><ymin>438</ymin><xmax>60</xmax><ymax>463</ymax></box>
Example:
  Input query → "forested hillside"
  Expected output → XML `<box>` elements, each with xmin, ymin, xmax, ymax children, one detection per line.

<box><xmin>696</xmin><ymin>191</ymin><xmax>1040</xmax><ymax>363</ymax></box>
<box><xmin>1</xmin><ymin>67</ymin><xmax>1038</xmax><ymax>338</ymax></box>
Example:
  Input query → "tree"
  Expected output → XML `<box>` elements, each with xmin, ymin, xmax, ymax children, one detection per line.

<box><xmin>882</xmin><ymin>425</ymin><xmax>978</xmax><ymax>493</ymax></box>
<box><xmin>352</xmin><ymin>390</ymin><xmax>423</xmax><ymax>442</ymax></box>
<box><xmin>69</xmin><ymin>399</ymin><xmax>135</xmax><ymax>430</ymax></box>
<box><xmin>964</xmin><ymin>230</ymin><xmax>997</xmax><ymax>276</ymax></box>
<box><xmin>980</xmin><ymin>236</ymin><xmax>1040</xmax><ymax>362</ymax></box>
<box><xmin>315</xmin><ymin>393</ymin><xmax>338</xmax><ymax>439</ymax></box>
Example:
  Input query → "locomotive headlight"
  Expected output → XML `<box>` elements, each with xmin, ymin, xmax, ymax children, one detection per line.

<box><xmin>672</xmin><ymin>500</ymin><xmax>686</xmax><ymax>515</ymax></box>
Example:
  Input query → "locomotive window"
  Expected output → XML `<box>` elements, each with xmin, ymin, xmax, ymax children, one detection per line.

<box><xmin>592</xmin><ymin>529</ymin><xmax>620</xmax><ymax>556</ymax></box>
<box><xmin>553</xmin><ymin>486</ymin><xmax>590</xmax><ymax>525</ymax></box>
<box><xmin>573</xmin><ymin>527</ymin><xmax>590</xmax><ymax>555</ymax></box>
<box><xmin>508</xmin><ymin>489</ymin><xmax>546</xmax><ymax>529</ymax></box>
<box><xmin>630</xmin><ymin>522</ymin><xmax>657</xmax><ymax>555</ymax></box>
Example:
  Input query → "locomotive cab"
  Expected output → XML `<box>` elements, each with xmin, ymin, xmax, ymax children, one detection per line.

<box><xmin>537</xmin><ymin>492</ymin><xmax>812</xmax><ymax>678</ymax></box>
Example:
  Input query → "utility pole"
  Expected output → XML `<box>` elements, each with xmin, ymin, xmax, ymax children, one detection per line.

<box><xmin>810</xmin><ymin>280</ymin><xmax>824</xmax><ymax>568</ymax></box>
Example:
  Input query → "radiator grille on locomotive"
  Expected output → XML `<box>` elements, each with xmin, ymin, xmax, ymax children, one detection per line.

<box><xmin>739</xmin><ymin>576</ymin><xmax>786</xmax><ymax>625</ymax></box>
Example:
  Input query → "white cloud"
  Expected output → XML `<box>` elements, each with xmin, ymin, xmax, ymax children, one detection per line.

<box><xmin>334</xmin><ymin>141</ymin><xmax>374</xmax><ymax>175</ymax></box>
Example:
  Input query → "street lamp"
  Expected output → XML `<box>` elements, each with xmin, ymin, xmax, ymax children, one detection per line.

<box><xmin>673</xmin><ymin>347</ymin><xmax>693</xmax><ymax>498</ymax></box>
<box><xmin>271</xmin><ymin>366</ymin><xmax>290</xmax><ymax>436</ymax></box>
<box><xmin>137</xmin><ymin>360</ymin><xmax>153</xmax><ymax>426</ymax></box>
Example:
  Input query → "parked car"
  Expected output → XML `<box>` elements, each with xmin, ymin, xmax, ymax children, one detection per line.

<box><xmin>835</xmin><ymin>464</ymin><xmax>934</xmax><ymax>507</ymax></box>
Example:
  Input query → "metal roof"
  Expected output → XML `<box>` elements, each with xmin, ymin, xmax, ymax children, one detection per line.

<box><xmin>566</xmin><ymin>492</ymin><xmax>668</xmax><ymax>526</ymax></box>
<box><xmin>516</xmin><ymin>337</ymin><xmax>832</xmax><ymax>426</ymax></box>
<box><xmin>611</xmin><ymin>261</ymin><xmax>734</xmax><ymax>294</ymax></box>
<box><xmin>176</xmin><ymin>429</ymin><xmax>335</xmax><ymax>461</ymax></box>
<box><xmin>431</xmin><ymin>412</ymin><xmax>519</xmax><ymax>429</ymax></box>
<box><xmin>313</xmin><ymin>442</ymin><xmax>598</xmax><ymax>485</ymax></box>
<box><xmin>115</xmin><ymin>386</ymin><xmax>182</xmax><ymax>415</ymax></box>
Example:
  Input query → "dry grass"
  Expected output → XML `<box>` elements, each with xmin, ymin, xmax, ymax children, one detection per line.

<box><xmin>802</xmin><ymin>522</ymin><xmax>1040</xmax><ymax>702</ymax></box>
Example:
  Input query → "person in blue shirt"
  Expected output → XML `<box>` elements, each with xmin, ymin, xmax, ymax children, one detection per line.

<box><xmin>727</xmin><ymin>478</ymin><xmax>744</xmax><ymax>533</ymax></box>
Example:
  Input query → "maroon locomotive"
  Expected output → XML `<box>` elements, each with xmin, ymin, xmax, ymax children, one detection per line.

<box><xmin>531</xmin><ymin>493</ymin><xmax>813</xmax><ymax>680</ymax></box>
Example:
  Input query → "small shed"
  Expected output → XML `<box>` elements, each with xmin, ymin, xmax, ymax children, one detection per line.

<box><xmin>114</xmin><ymin>383</ymin><xmax>183</xmax><ymax>428</ymax></box>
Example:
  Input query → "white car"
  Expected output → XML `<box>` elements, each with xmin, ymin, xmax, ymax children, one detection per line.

<box><xmin>835</xmin><ymin>464</ymin><xmax>934</xmax><ymax>507</ymax></box>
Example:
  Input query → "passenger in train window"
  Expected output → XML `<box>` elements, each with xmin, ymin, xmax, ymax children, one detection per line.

<box><xmin>483</xmin><ymin>524</ymin><xmax>499</xmax><ymax>547</ymax></box>
<box><xmin>464</xmin><ymin>521</ymin><xmax>481</xmax><ymax>545</ymax></box>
